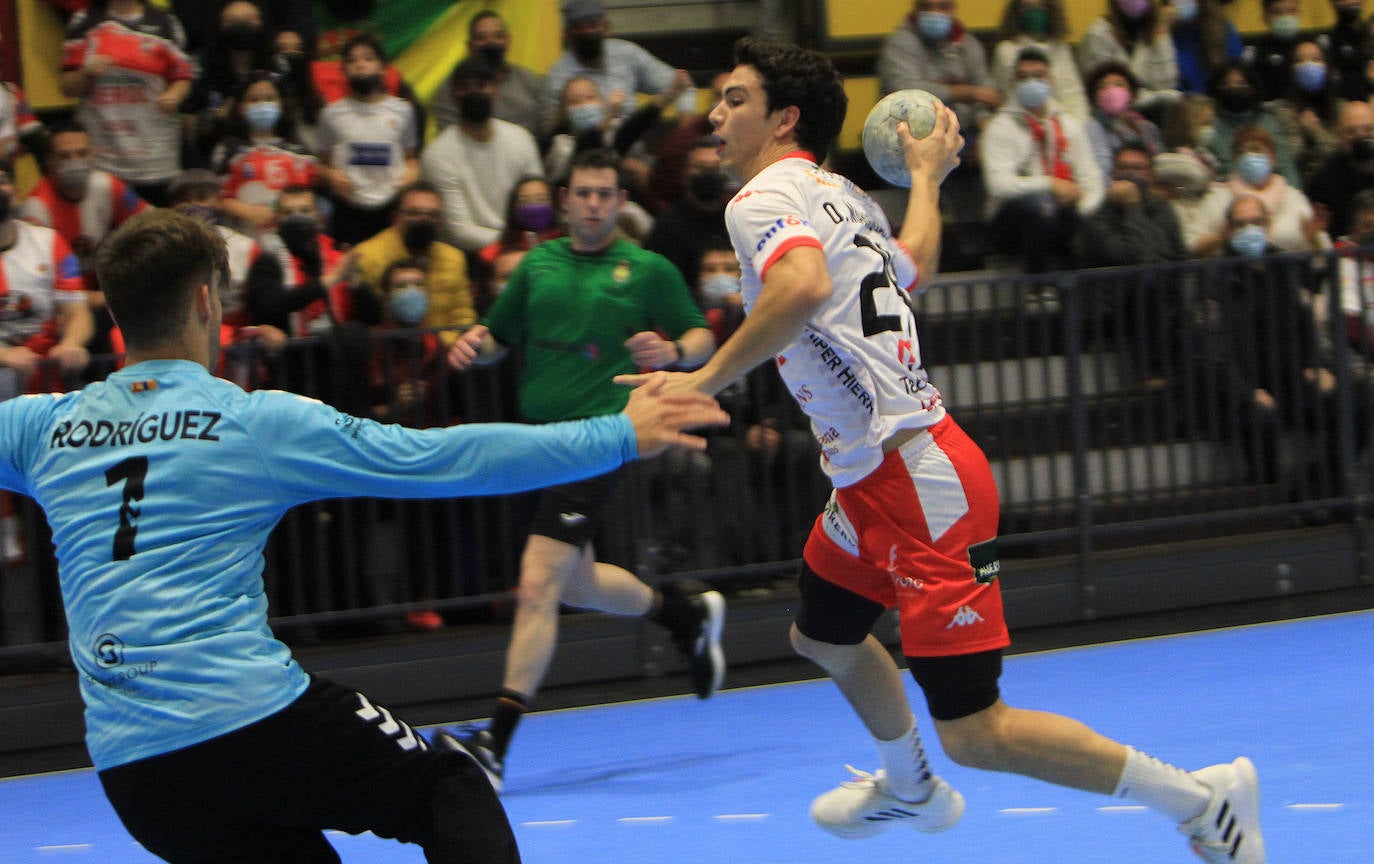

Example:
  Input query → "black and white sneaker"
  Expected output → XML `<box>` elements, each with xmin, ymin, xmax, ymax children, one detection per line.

<box><xmin>672</xmin><ymin>589</ymin><xmax>726</xmax><ymax>699</ymax></box>
<box><xmin>434</xmin><ymin>726</ymin><xmax>505</xmax><ymax>793</ymax></box>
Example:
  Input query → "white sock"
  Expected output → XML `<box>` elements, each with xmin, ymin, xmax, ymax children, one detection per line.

<box><xmin>1113</xmin><ymin>746</ymin><xmax>1212</xmax><ymax>824</ymax></box>
<box><xmin>874</xmin><ymin>720</ymin><xmax>934</xmax><ymax>803</ymax></box>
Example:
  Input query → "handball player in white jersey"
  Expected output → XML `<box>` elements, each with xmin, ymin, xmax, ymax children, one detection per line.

<box><xmin>620</xmin><ymin>37</ymin><xmax>1264</xmax><ymax>863</ymax></box>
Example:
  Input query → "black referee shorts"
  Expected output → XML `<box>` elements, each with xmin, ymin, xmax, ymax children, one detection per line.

<box><xmin>526</xmin><ymin>466</ymin><xmax>625</xmax><ymax>547</ymax></box>
<box><xmin>98</xmin><ymin>676</ymin><xmax>520</xmax><ymax>864</ymax></box>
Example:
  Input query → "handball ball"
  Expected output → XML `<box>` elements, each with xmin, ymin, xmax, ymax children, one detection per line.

<box><xmin>862</xmin><ymin>89</ymin><xmax>940</xmax><ymax>188</ymax></box>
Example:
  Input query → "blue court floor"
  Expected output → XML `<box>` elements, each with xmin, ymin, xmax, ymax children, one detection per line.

<box><xmin>2</xmin><ymin>610</ymin><xmax>1370</xmax><ymax>863</ymax></box>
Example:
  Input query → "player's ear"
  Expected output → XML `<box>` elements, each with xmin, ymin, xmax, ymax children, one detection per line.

<box><xmin>194</xmin><ymin>282</ymin><xmax>214</xmax><ymax>322</ymax></box>
<box><xmin>773</xmin><ymin>104</ymin><xmax>801</xmax><ymax>142</ymax></box>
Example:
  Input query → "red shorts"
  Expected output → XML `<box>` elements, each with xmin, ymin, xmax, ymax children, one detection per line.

<box><xmin>803</xmin><ymin>415</ymin><xmax>1010</xmax><ymax>657</ymax></box>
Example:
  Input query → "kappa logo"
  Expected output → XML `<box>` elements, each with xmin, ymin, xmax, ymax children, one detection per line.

<box><xmin>559</xmin><ymin>511</ymin><xmax>588</xmax><ymax>527</ymax></box>
<box><xmin>945</xmin><ymin>605</ymin><xmax>984</xmax><ymax>629</ymax></box>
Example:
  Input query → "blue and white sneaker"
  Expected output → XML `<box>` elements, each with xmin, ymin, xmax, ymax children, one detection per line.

<box><xmin>810</xmin><ymin>766</ymin><xmax>964</xmax><ymax>839</ymax></box>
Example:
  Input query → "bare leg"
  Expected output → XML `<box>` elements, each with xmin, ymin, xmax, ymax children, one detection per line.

<box><xmin>501</xmin><ymin>534</ymin><xmax>580</xmax><ymax>698</ymax></box>
<box><xmin>503</xmin><ymin>537</ymin><xmax>656</xmax><ymax>698</ymax></box>
<box><xmin>934</xmin><ymin>700</ymin><xmax>1127</xmax><ymax>794</ymax></box>
<box><xmin>791</xmin><ymin>625</ymin><xmax>914</xmax><ymax>742</ymax></box>
<box><xmin>560</xmin><ymin>546</ymin><xmax>653</xmax><ymax>615</ymax></box>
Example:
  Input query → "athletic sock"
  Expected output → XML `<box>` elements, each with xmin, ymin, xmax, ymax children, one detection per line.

<box><xmin>874</xmin><ymin>720</ymin><xmax>935</xmax><ymax>803</ymax></box>
<box><xmin>1113</xmin><ymin>746</ymin><xmax>1212</xmax><ymax>824</ymax></box>
<box><xmin>648</xmin><ymin>587</ymin><xmax>696</xmax><ymax>635</ymax></box>
<box><xmin>488</xmin><ymin>688</ymin><xmax>529</xmax><ymax>759</ymax></box>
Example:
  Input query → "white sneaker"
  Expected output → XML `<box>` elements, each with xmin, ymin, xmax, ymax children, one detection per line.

<box><xmin>1179</xmin><ymin>757</ymin><xmax>1265</xmax><ymax>863</ymax></box>
<box><xmin>810</xmin><ymin>766</ymin><xmax>965</xmax><ymax>839</ymax></box>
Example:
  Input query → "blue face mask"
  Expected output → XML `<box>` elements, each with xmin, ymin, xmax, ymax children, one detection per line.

<box><xmin>917</xmin><ymin>11</ymin><xmax>953</xmax><ymax>41</ymax></box>
<box><xmin>1016</xmin><ymin>78</ymin><xmax>1052</xmax><ymax>110</ymax></box>
<box><xmin>1235</xmin><ymin>152</ymin><xmax>1273</xmax><ymax>187</ymax></box>
<box><xmin>568</xmin><ymin>101</ymin><xmax>606</xmax><ymax>134</ymax></box>
<box><xmin>389</xmin><ymin>285</ymin><xmax>429</xmax><ymax>326</ymax></box>
<box><xmin>1230</xmin><ymin>224</ymin><xmax>1269</xmax><ymax>257</ymax></box>
<box><xmin>699</xmin><ymin>272</ymin><xmax>741</xmax><ymax>307</ymax></box>
<box><xmin>1173</xmin><ymin>0</ymin><xmax>1198</xmax><ymax>22</ymax></box>
<box><xmin>245</xmin><ymin>101</ymin><xmax>282</xmax><ymax>131</ymax></box>
<box><xmin>1294</xmin><ymin>61</ymin><xmax>1327</xmax><ymax>93</ymax></box>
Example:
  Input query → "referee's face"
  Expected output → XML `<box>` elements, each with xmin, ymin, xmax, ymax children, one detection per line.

<box><xmin>562</xmin><ymin>166</ymin><xmax>625</xmax><ymax>252</ymax></box>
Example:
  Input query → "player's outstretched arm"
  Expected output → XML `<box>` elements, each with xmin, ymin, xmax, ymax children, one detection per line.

<box><xmin>621</xmin><ymin>371</ymin><xmax>730</xmax><ymax>457</ymax></box>
<box><xmin>897</xmin><ymin>104</ymin><xmax>963</xmax><ymax>289</ymax></box>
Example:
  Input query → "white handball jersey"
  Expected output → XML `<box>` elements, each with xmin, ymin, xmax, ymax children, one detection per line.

<box><xmin>726</xmin><ymin>152</ymin><xmax>945</xmax><ymax>487</ymax></box>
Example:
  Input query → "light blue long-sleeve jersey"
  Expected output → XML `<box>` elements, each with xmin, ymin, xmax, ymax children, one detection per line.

<box><xmin>0</xmin><ymin>360</ymin><xmax>636</xmax><ymax>770</ymax></box>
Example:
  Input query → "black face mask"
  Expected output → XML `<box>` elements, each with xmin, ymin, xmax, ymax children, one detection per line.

<box><xmin>458</xmin><ymin>91</ymin><xmax>494</xmax><ymax>124</ymax></box>
<box><xmin>477</xmin><ymin>43</ymin><xmax>507</xmax><ymax>68</ymax></box>
<box><xmin>1352</xmin><ymin>137</ymin><xmax>1374</xmax><ymax>162</ymax></box>
<box><xmin>1217</xmin><ymin>87</ymin><xmax>1256</xmax><ymax>114</ymax></box>
<box><xmin>277</xmin><ymin>213</ymin><xmax>319</xmax><ymax>258</ymax></box>
<box><xmin>278</xmin><ymin>52</ymin><xmax>308</xmax><ymax>78</ymax></box>
<box><xmin>402</xmin><ymin>220</ymin><xmax>438</xmax><ymax>250</ymax></box>
<box><xmin>222</xmin><ymin>23</ymin><xmax>262</xmax><ymax>51</ymax></box>
<box><xmin>348</xmin><ymin>73</ymin><xmax>385</xmax><ymax>96</ymax></box>
<box><xmin>571</xmin><ymin>33</ymin><xmax>604</xmax><ymax>61</ymax></box>
<box><xmin>0</xmin><ymin>192</ymin><xmax>10</xmax><ymax>224</ymax></box>
<box><xmin>688</xmin><ymin>168</ymin><xmax>730</xmax><ymax>205</ymax></box>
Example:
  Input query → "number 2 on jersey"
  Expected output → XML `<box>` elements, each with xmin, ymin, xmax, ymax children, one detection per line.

<box><xmin>853</xmin><ymin>233</ymin><xmax>904</xmax><ymax>337</ymax></box>
<box><xmin>105</xmin><ymin>456</ymin><xmax>147</xmax><ymax>561</ymax></box>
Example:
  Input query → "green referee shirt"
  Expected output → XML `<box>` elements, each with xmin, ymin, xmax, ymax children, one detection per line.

<box><xmin>485</xmin><ymin>237</ymin><xmax>708</xmax><ymax>422</ymax></box>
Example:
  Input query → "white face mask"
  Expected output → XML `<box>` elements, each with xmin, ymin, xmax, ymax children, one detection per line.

<box><xmin>699</xmin><ymin>272</ymin><xmax>741</xmax><ymax>307</ymax></box>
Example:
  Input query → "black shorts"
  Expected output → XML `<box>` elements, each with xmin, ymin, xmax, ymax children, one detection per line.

<box><xmin>98</xmin><ymin>676</ymin><xmax>520</xmax><ymax>864</ymax></box>
<box><xmin>526</xmin><ymin>466</ymin><xmax>624</xmax><ymax>547</ymax></box>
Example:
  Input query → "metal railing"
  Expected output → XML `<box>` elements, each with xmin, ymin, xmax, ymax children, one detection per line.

<box><xmin>2</xmin><ymin>248</ymin><xmax>1372</xmax><ymax>663</ymax></box>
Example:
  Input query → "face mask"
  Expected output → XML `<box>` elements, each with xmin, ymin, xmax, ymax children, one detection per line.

<box><xmin>401</xmin><ymin>220</ymin><xmax>438</xmax><ymax>250</ymax></box>
<box><xmin>175</xmin><ymin>203</ymin><xmax>218</xmax><ymax>224</ymax></box>
<box><xmin>1353</xmin><ymin>137</ymin><xmax>1374</xmax><ymax>161</ymax></box>
<box><xmin>389</xmin><ymin>285</ymin><xmax>429</xmax><ymax>326</ymax></box>
<box><xmin>348</xmin><ymin>73</ymin><xmax>384</xmax><ymax>96</ymax></box>
<box><xmin>1173</xmin><ymin>0</ymin><xmax>1198</xmax><ymax>22</ymax></box>
<box><xmin>1230</xmin><ymin>224</ymin><xmax>1268</xmax><ymax>257</ymax></box>
<box><xmin>1196</xmin><ymin>123</ymin><xmax>1216</xmax><ymax>146</ymax></box>
<box><xmin>56</xmin><ymin>160</ymin><xmax>92</xmax><ymax>193</ymax></box>
<box><xmin>917</xmin><ymin>11</ymin><xmax>953</xmax><ymax>41</ymax></box>
<box><xmin>1095</xmin><ymin>85</ymin><xmax>1132</xmax><ymax>116</ymax></box>
<box><xmin>513</xmin><ymin>201</ymin><xmax>555</xmax><ymax>232</ymax></box>
<box><xmin>1294</xmin><ymin>61</ymin><xmax>1327</xmax><ymax>93</ymax></box>
<box><xmin>279</xmin><ymin>52</ymin><xmax>308</xmax><ymax>77</ymax></box>
<box><xmin>1235</xmin><ymin>152</ymin><xmax>1273</xmax><ymax>186</ymax></box>
<box><xmin>1020</xmin><ymin>7</ymin><xmax>1049</xmax><ymax>35</ymax></box>
<box><xmin>699</xmin><ymin>272</ymin><xmax>741</xmax><ymax>307</ymax></box>
<box><xmin>1016</xmin><ymin>78</ymin><xmax>1052</xmax><ymax>110</ymax></box>
<box><xmin>1338</xmin><ymin>4</ymin><xmax>1363</xmax><ymax>23</ymax></box>
<box><xmin>477</xmin><ymin>43</ymin><xmax>507</xmax><ymax>67</ymax></box>
<box><xmin>571</xmin><ymin>33</ymin><xmax>604</xmax><ymax>60</ymax></box>
<box><xmin>1217</xmin><ymin>87</ymin><xmax>1256</xmax><ymax>114</ymax></box>
<box><xmin>1270</xmin><ymin>15</ymin><xmax>1300</xmax><ymax>40</ymax></box>
<box><xmin>568</xmin><ymin>101</ymin><xmax>606</xmax><ymax>133</ymax></box>
<box><xmin>489</xmin><ymin>280</ymin><xmax>508</xmax><ymax>297</ymax></box>
<box><xmin>276</xmin><ymin>213</ymin><xmax>319</xmax><ymax>257</ymax></box>
<box><xmin>688</xmin><ymin>167</ymin><xmax>730</xmax><ymax>204</ymax></box>
<box><xmin>245</xmin><ymin>101</ymin><xmax>281</xmax><ymax>131</ymax></box>
<box><xmin>458</xmin><ymin>91</ymin><xmax>493</xmax><ymax>124</ymax></box>
<box><xmin>222</xmin><ymin>23</ymin><xmax>262</xmax><ymax>50</ymax></box>
<box><xmin>1115</xmin><ymin>0</ymin><xmax>1150</xmax><ymax>20</ymax></box>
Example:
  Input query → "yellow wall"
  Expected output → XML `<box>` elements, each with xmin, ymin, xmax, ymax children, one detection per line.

<box><xmin>17</xmin><ymin>0</ymin><xmax>76</xmax><ymax>112</ymax></box>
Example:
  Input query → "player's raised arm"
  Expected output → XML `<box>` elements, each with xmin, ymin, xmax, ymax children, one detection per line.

<box><xmin>896</xmin><ymin>105</ymin><xmax>963</xmax><ymax>290</ymax></box>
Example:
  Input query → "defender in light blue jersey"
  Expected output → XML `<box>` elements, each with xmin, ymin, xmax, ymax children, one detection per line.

<box><xmin>0</xmin><ymin>210</ymin><xmax>726</xmax><ymax>863</ymax></box>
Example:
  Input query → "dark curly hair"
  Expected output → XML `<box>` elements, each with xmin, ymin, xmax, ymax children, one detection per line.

<box><xmin>733</xmin><ymin>37</ymin><xmax>847</xmax><ymax>165</ymax></box>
